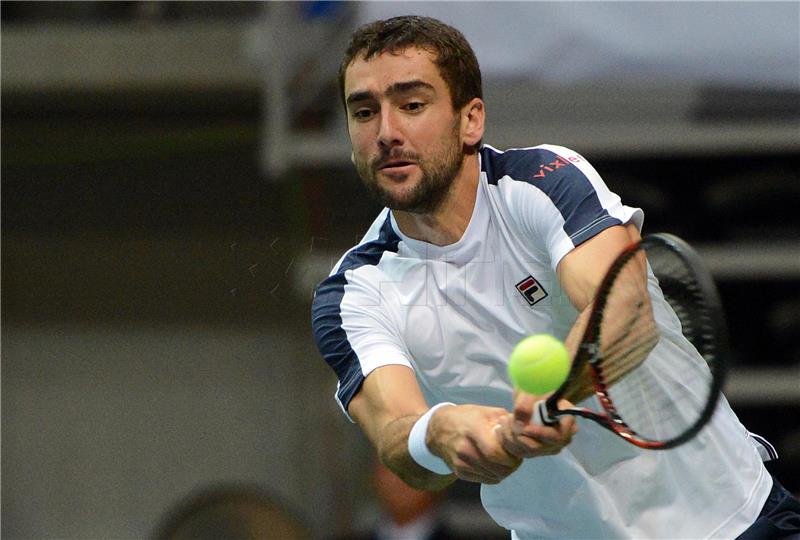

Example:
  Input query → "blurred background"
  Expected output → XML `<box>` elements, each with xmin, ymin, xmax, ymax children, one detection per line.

<box><xmin>2</xmin><ymin>2</ymin><xmax>799</xmax><ymax>538</ymax></box>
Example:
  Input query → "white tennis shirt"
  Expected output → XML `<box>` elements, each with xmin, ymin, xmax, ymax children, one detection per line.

<box><xmin>312</xmin><ymin>144</ymin><xmax>771</xmax><ymax>538</ymax></box>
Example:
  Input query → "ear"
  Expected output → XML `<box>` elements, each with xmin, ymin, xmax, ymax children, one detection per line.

<box><xmin>350</xmin><ymin>151</ymin><xmax>356</xmax><ymax>165</ymax></box>
<box><xmin>461</xmin><ymin>98</ymin><xmax>485</xmax><ymax>148</ymax></box>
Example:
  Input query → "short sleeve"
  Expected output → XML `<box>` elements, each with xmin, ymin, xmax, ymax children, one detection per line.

<box><xmin>484</xmin><ymin>144</ymin><xmax>643</xmax><ymax>272</ymax></box>
<box><xmin>312</xmin><ymin>266</ymin><xmax>412</xmax><ymax>421</ymax></box>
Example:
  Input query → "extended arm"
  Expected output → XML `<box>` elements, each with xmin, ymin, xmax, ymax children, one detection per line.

<box><xmin>348</xmin><ymin>364</ymin><xmax>522</xmax><ymax>490</ymax></box>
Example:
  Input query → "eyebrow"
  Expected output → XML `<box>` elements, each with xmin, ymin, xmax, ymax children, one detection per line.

<box><xmin>345</xmin><ymin>79</ymin><xmax>435</xmax><ymax>107</ymax></box>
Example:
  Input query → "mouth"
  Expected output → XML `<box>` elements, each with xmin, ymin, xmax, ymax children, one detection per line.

<box><xmin>377</xmin><ymin>160</ymin><xmax>417</xmax><ymax>174</ymax></box>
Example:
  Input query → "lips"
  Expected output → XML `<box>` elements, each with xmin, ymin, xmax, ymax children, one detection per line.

<box><xmin>378</xmin><ymin>160</ymin><xmax>416</xmax><ymax>171</ymax></box>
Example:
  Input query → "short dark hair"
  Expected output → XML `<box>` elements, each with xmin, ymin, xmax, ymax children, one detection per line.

<box><xmin>338</xmin><ymin>15</ymin><xmax>482</xmax><ymax>111</ymax></box>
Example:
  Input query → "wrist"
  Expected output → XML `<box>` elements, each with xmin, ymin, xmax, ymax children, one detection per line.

<box><xmin>408</xmin><ymin>402</ymin><xmax>456</xmax><ymax>475</ymax></box>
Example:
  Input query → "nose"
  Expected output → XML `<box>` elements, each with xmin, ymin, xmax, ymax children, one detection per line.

<box><xmin>377</xmin><ymin>110</ymin><xmax>403</xmax><ymax>150</ymax></box>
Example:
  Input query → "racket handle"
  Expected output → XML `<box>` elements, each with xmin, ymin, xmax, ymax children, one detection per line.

<box><xmin>533</xmin><ymin>400</ymin><xmax>558</xmax><ymax>426</ymax></box>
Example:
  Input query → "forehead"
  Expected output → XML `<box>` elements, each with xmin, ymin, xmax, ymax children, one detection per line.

<box><xmin>344</xmin><ymin>46</ymin><xmax>444</xmax><ymax>95</ymax></box>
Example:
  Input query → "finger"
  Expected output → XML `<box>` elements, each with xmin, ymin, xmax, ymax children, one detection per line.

<box><xmin>558</xmin><ymin>414</ymin><xmax>578</xmax><ymax>436</ymax></box>
<box><xmin>515</xmin><ymin>421</ymin><xmax>572</xmax><ymax>444</ymax></box>
<box><xmin>451</xmin><ymin>466</ymin><xmax>498</xmax><ymax>484</ymax></box>
<box><xmin>552</xmin><ymin>400</ymin><xmax>579</xmax><ymax>435</ymax></box>
<box><xmin>514</xmin><ymin>404</ymin><xmax>576</xmax><ymax>436</ymax></box>
<box><xmin>451</xmin><ymin>439</ymin><xmax>517</xmax><ymax>482</ymax></box>
<box><xmin>512</xmin><ymin>392</ymin><xmax>537</xmax><ymax>425</ymax></box>
<box><xmin>491</xmin><ymin>414</ymin><xmax>528</xmax><ymax>460</ymax></box>
<box><xmin>500</xmin><ymin>434</ymin><xmax>539</xmax><ymax>458</ymax></box>
<box><xmin>452</xmin><ymin>460</ymin><xmax>501</xmax><ymax>483</ymax></box>
<box><xmin>476</xmin><ymin>456</ymin><xmax>521</xmax><ymax>479</ymax></box>
<box><xmin>452</xmin><ymin>455</ymin><xmax>516</xmax><ymax>484</ymax></box>
<box><xmin>496</xmin><ymin>415</ymin><xmax>529</xmax><ymax>455</ymax></box>
<box><xmin>474</xmin><ymin>437</ymin><xmax>522</xmax><ymax>473</ymax></box>
<box><xmin>502</xmin><ymin>429</ymin><xmax>566</xmax><ymax>458</ymax></box>
<box><xmin>472</xmin><ymin>428</ymin><xmax>523</xmax><ymax>476</ymax></box>
<box><xmin>496</xmin><ymin>416</ymin><xmax>550</xmax><ymax>459</ymax></box>
<box><xmin>456</xmin><ymin>469</ymin><xmax>506</xmax><ymax>485</ymax></box>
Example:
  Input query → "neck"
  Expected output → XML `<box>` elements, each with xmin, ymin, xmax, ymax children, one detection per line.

<box><xmin>393</xmin><ymin>153</ymin><xmax>479</xmax><ymax>246</ymax></box>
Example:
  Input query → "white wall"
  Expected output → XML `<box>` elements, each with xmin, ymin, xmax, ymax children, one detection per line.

<box><xmin>360</xmin><ymin>2</ymin><xmax>800</xmax><ymax>87</ymax></box>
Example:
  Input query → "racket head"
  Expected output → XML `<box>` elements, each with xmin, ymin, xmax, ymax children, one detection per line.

<box><xmin>644</xmin><ymin>232</ymin><xmax>730</xmax><ymax>376</ymax></box>
<box><xmin>544</xmin><ymin>232</ymin><xmax>728</xmax><ymax>449</ymax></box>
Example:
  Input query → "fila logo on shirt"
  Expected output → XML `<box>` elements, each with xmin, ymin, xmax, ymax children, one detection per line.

<box><xmin>515</xmin><ymin>275</ymin><xmax>548</xmax><ymax>306</ymax></box>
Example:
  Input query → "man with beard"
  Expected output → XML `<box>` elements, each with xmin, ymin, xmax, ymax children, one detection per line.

<box><xmin>311</xmin><ymin>15</ymin><xmax>799</xmax><ymax>539</ymax></box>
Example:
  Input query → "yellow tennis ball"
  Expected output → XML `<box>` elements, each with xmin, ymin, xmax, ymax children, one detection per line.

<box><xmin>508</xmin><ymin>334</ymin><xmax>570</xmax><ymax>395</ymax></box>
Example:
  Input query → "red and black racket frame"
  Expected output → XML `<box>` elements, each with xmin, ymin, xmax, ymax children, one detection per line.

<box><xmin>536</xmin><ymin>234</ymin><xmax>728</xmax><ymax>450</ymax></box>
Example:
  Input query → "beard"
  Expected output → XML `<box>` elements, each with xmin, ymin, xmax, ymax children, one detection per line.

<box><xmin>354</xmin><ymin>120</ymin><xmax>464</xmax><ymax>214</ymax></box>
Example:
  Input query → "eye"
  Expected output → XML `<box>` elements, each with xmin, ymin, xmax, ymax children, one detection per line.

<box><xmin>352</xmin><ymin>108</ymin><xmax>375</xmax><ymax>121</ymax></box>
<box><xmin>402</xmin><ymin>101</ymin><xmax>426</xmax><ymax>112</ymax></box>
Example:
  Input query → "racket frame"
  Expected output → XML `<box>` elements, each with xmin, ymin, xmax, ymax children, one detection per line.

<box><xmin>536</xmin><ymin>233</ymin><xmax>728</xmax><ymax>450</ymax></box>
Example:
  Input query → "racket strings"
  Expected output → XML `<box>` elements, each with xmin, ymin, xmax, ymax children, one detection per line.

<box><xmin>595</xmin><ymin>250</ymin><xmax>659</xmax><ymax>377</ymax></box>
<box><xmin>565</xmin><ymin>249</ymin><xmax>660</xmax><ymax>404</ymax></box>
<box><xmin>598</xmin><ymin>333</ymin><xmax>660</xmax><ymax>386</ymax></box>
<box><xmin>607</xmin><ymin>356</ymin><xmax>711</xmax><ymax>441</ymax></box>
<box><xmin>551</xmin><ymin>235</ymin><xmax>725</xmax><ymax>448</ymax></box>
<box><xmin>609</xmin><ymin>374</ymin><xmax>674</xmax><ymax>440</ymax></box>
<box><xmin>596</xmin><ymin>238</ymin><xmax>724</xmax><ymax>444</ymax></box>
<box><xmin>565</xmin><ymin>315</ymin><xmax>659</xmax><ymax>404</ymax></box>
<box><xmin>648</xmin><ymin>247</ymin><xmax>720</xmax><ymax>368</ymax></box>
<box><xmin>588</xmin><ymin>295</ymin><xmax>662</xmax><ymax>429</ymax></box>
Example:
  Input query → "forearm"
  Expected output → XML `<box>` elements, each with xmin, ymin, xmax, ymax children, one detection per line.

<box><xmin>557</xmin><ymin>224</ymin><xmax>656</xmax><ymax>403</ymax></box>
<box><xmin>351</xmin><ymin>365</ymin><xmax>521</xmax><ymax>487</ymax></box>
<box><xmin>348</xmin><ymin>366</ymin><xmax>456</xmax><ymax>491</ymax></box>
<box><xmin>563</xmin><ymin>305</ymin><xmax>591</xmax><ymax>361</ymax></box>
<box><xmin>377</xmin><ymin>414</ymin><xmax>457</xmax><ymax>491</ymax></box>
<box><xmin>560</xmin><ymin>245</ymin><xmax>656</xmax><ymax>404</ymax></box>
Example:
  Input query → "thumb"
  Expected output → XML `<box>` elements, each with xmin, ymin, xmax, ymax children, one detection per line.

<box><xmin>513</xmin><ymin>391</ymin><xmax>538</xmax><ymax>425</ymax></box>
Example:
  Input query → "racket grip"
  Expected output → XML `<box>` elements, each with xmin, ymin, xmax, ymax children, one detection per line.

<box><xmin>533</xmin><ymin>400</ymin><xmax>557</xmax><ymax>426</ymax></box>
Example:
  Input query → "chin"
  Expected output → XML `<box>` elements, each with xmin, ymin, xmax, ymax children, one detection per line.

<box><xmin>379</xmin><ymin>169</ymin><xmax>418</xmax><ymax>184</ymax></box>
<box><xmin>378</xmin><ymin>176</ymin><xmax>418</xmax><ymax>196</ymax></box>
<box><xmin>374</xmin><ymin>186</ymin><xmax>420</xmax><ymax>211</ymax></box>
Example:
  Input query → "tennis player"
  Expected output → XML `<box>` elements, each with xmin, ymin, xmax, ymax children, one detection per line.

<box><xmin>312</xmin><ymin>15</ymin><xmax>800</xmax><ymax>539</ymax></box>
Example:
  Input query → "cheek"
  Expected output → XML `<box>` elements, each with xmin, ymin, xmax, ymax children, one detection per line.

<box><xmin>349</xmin><ymin>129</ymin><xmax>374</xmax><ymax>157</ymax></box>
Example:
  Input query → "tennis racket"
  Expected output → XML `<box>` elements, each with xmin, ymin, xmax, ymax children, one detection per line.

<box><xmin>534</xmin><ymin>233</ymin><xmax>728</xmax><ymax>450</ymax></box>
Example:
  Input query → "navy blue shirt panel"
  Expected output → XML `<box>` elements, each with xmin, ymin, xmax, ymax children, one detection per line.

<box><xmin>311</xmin><ymin>215</ymin><xmax>401</xmax><ymax>411</ymax></box>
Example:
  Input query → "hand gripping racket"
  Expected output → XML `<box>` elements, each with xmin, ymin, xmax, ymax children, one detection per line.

<box><xmin>535</xmin><ymin>233</ymin><xmax>728</xmax><ymax>449</ymax></box>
